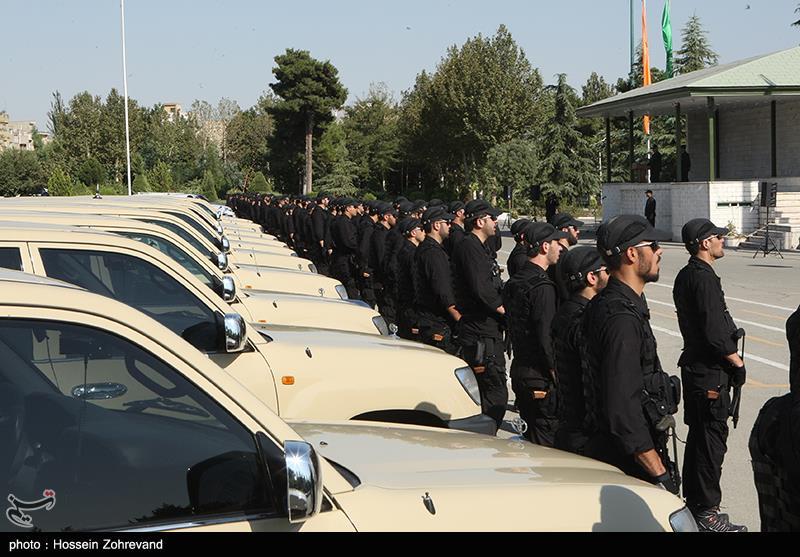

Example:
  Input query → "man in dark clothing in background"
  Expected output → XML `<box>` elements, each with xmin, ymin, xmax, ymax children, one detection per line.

<box><xmin>552</xmin><ymin>247</ymin><xmax>608</xmax><ymax>455</ymax></box>
<box><xmin>452</xmin><ymin>200</ymin><xmax>507</xmax><ymax>433</ymax></box>
<box><xmin>681</xmin><ymin>145</ymin><xmax>692</xmax><ymax>182</ymax></box>
<box><xmin>645</xmin><ymin>190</ymin><xmax>657</xmax><ymax>228</ymax></box>
<box><xmin>330</xmin><ymin>199</ymin><xmax>361</xmax><ymax>299</ymax></box>
<box><xmin>369</xmin><ymin>203</ymin><xmax>398</xmax><ymax>324</ymax></box>
<box><xmin>310</xmin><ymin>194</ymin><xmax>331</xmax><ymax>276</ymax></box>
<box><xmin>415</xmin><ymin>206</ymin><xmax>461</xmax><ymax>355</ymax></box>
<box><xmin>506</xmin><ymin>218</ymin><xmax>531</xmax><ymax>279</ymax></box>
<box><xmin>445</xmin><ymin>201</ymin><xmax>467</xmax><ymax>257</ymax></box>
<box><xmin>502</xmin><ymin>222</ymin><xmax>567</xmax><ymax>446</ymax></box>
<box><xmin>395</xmin><ymin>218</ymin><xmax>425</xmax><ymax>340</ymax></box>
<box><xmin>649</xmin><ymin>145</ymin><xmax>662</xmax><ymax>183</ymax></box>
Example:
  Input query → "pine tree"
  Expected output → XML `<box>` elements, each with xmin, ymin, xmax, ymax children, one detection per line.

<box><xmin>539</xmin><ymin>75</ymin><xmax>601</xmax><ymax>202</ymax></box>
<box><xmin>794</xmin><ymin>4</ymin><xmax>800</xmax><ymax>27</ymax></box>
<box><xmin>675</xmin><ymin>15</ymin><xmax>719</xmax><ymax>75</ymax></box>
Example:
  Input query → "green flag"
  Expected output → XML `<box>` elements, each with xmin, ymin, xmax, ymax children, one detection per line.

<box><xmin>662</xmin><ymin>0</ymin><xmax>674</xmax><ymax>77</ymax></box>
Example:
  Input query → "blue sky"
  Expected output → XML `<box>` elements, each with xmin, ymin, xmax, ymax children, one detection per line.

<box><xmin>2</xmin><ymin>0</ymin><xmax>799</xmax><ymax>129</ymax></box>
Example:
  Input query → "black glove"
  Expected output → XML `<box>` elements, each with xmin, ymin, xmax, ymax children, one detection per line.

<box><xmin>655</xmin><ymin>472</ymin><xmax>680</xmax><ymax>495</ymax></box>
<box><xmin>730</xmin><ymin>365</ymin><xmax>747</xmax><ymax>388</ymax></box>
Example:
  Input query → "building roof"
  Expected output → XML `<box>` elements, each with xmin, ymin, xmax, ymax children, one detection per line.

<box><xmin>577</xmin><ymin>46</ymin><xmax>800</xmax><ymax>119</ymax></box>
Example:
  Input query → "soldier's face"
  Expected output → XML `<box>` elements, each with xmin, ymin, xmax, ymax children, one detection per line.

<box><xmin>703</xmin><ymin>234</ymin><xmax>725</xmax><ymax>260</ymax></box>
<box><xmin>545</xmin><ymin>240</ymin><xmax>562</xmax><ymax>265</ymax></box>
<box><xmin>436</xmin><ymin>220</ymin><xmax>451</xmax><ymax>239</ymax></box>
<box><xmin>634</xmin><ymin>241</ymin><xmax>663</xmax><ymax>283</ymax></box>
<box><xmin>480</xmin><ymin>216</ymin><xmax>498</xmax><ymax>236</ymax></box>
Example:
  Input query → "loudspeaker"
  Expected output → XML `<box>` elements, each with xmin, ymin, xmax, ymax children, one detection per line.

<box><xmin>760</xmin><ymin>182</ymin><xmax>778</xmax><ymax>208</ymax></box>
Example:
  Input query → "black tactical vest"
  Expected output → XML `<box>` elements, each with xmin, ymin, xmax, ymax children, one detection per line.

<box><xmin>502</xmin><ymin>272</ymin><xmax>549</xmax><ymax>365</ymax></box>
<box><xmin>553</xmin><ymin>298</ymin><xmax>588</xmax><ymax>429</ymax></box>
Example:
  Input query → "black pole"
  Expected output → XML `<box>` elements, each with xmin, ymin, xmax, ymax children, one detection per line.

<box><xmin>628</xmin><ymin>111</ymin><xmax>635</xmax><ymax>183</ymax></box>
<box><xmin>605</xmin><ymin>117</ymin><xmax>612</xmax><ymax>183</ymax></box>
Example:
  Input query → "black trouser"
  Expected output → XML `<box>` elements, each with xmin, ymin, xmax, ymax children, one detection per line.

<box><xmin>330</xmin><ymin>255</ymin><xmax>360</xmax><ymax>300</ymax></box>
<box><xmin>311</xmin><ymin>244</ymin><xmax>330</xmax><ymax>276</ymax></box>
<box><xmin>375</xmin><ymin>283</ymin><xmax>397</xmax><ymax>326</ymax></box>
<box><xmin>417</xmin><ymin>313</ymin><xmax>458</xmax><ymax>355</ymax></box>
<box><xmin>358</xmin><ymin>273</ymin><xmax>376</xmax><ymax>308</ymax></box>
<box><xmin>682</xmin><ymin>364</ymin><xmax>731</xmax><ymax>511</ymax></box>
<box><xmin>459</xmin><ymin>331</ymin><xmax>507</xmax><ymax>433</ymax></box>
<box><xmin>511</xmin><ymin>372</ymin><xmax>558</xmax><ymax>447</ymax></box>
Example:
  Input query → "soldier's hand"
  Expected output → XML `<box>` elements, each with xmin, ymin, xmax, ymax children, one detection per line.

<box><xmin>730</xmin><ymin>365</ymin><xmax>746</xmax><ymax>388</ymax></box>
<box><xmin>655</xmin><ymin>473</ymin><xmax>680</xmax><ymax>495</ymax></box>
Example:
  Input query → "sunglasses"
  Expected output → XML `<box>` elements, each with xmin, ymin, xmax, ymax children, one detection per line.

<box><xmin>589</xmin><ymin>267</ymin><xmax>608</xmax><ymax>276</ymax></box>
<box><xmin>632</xmin><ymin>241</ymin><xmax>660</xmax><ymax>252</ymax></box>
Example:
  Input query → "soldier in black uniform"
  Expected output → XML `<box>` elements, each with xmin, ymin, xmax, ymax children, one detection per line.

<box><xmin>582</xmin><ymin>215</ymin><xmax>681</xmax><ymax>493</ymax></box>
<box><xmin>310</xmin><ymin>194</ymin><xmax>331</xmax><ymax>276</ymax></box>
<box><xmin>506</xmin><ymin>218</ymin><xmax>531</xmax><ymax>278</ymax></box>
<box><xmin>395</xmin><ymin>218</ymin><xmax>425</xmax><ymax>340</ymax></box>
<box><xmin>502</xmin><ymin>222</ymin><xmax>567</xmax><ymax>446</ymax></box>
<box><xmin>452</xmin><ymin>200</ymin><xmax>507</xmax><ymax>433</ymax></box>
<box><xmin>369</xmin><ymin>203</ymin><xmax>398</xmax><ymax>323</ymax></box>
<box><xmin>552</xmin><ymin>247</ymin><xmax>609</xmax><ymax>455</ymax></box>
<box><xmin>750</xmin><ymin>306</ymin><xmax>800</xmax><ymax>532</ymax></box>
<box><xmin>445</xmin><ymin>201</ymin><xmax>467</xmax><ymax>258</ymax></box>
<box><xmin>356</xmin><ymin>202</ymin><xmax>380</xmax><ymax>308</ymax></box>
<box><xmin>673</xmin><ymin>218</ymin><xmax>747</xmax><ymax>532</ymax></box>
<box><xmin>330</xmin><ymin>198</ymin><xmax>361</xmax><ymax>299</ymax></box>
<box><xmin>549</xmin><ymin>213</ymin><xmax>584</xmax><ymax>301</ymax></box>
<box><xmin>415</xmin><ymin>206</ymin><xmax>461</xmax><ymax>355</ymax></box>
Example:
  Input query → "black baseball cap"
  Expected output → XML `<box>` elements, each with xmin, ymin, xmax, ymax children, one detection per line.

<box><xmin>551</xmin><ymin>213</ymin><xmax>585</xmax><ymax>230</ymax></box>
<box><xmin>523</xmin><ymin>222</ymin><xmax>569</xmax><ymax>250</ymax></box>
<box><xmin>465</xmin><ymin>199</ymin><xmax>502</xmax><ymax>220</ymax></box>
<box><xmin>448</xmin><ymin>200</ymin><xmax>466</xmax><ymax>214</ymax></box>
<box><xmin>340</xmin><ymin>198</ymin><xmax>359</xmax><ymax>208</ymax></box>
<box><xmin>561</xmin><ymin>246</ymin><xmax>605</xmax><ymax>286</ymax></box>
<box><xmin>428</xmin><ymin>198</ymin><xmax>445</xmax><ymax>208</ymax></box>
<box><xmin>400</xmin><ymin>218</ymin><xmax>423</xmax><ymax>236</ymax></box>
<box><xmin>377</xmin><ymin>202</ymin><xmax>398</xmax><ymax>216</ymax></box>
<box><xmin>422</xmin><ymin>206</ymin><xmax>455</xmax><ymax>225</ymax></box>
<box><xmin>413</xmin><ymin>199</ymin><xmax>428</xmax><ymax>212</ymax></box>
<box><xmin>398</xmin><ymin>201</ymin><xmax>415</xmax><ymax>215</ymax></box>
<box><xmin>681</xmin><ymin>218</ymin><xmax>727</xmax><ymax>246</ymax></box>
<box><xmin>510</xmin><ymin>218</ymin><xmax>531</xmax><ymax>237</ymax></box>
<box><xmin>597</xmin><ymin>215</ymin><xmax>672</xmax><ymax>258</ymax></box>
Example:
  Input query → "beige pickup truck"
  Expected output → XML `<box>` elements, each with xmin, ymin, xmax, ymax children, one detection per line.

<box><xmin>0</xmin><ymin>269</ymin><xmax>695</xmax><ymax>532</ymax></box>
<box><xmin>0</xmin><ymin>223</ymin><xmax>492</xmax><ymax>435</ymax></box>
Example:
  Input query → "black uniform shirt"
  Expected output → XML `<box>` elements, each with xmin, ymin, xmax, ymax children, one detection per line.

<box><xmin>673</xmin><ymin>257</ymin><xmax>739</xmax><ymax>367</ymax></box>
<box><xmin>452</xmin><ymin>234</ymin><xmax>503</xmax><ymax>333</ymax></box>
<box><xmin>331</xmin><ymin>216</ymin><xmax>358</xmax><ymax>257</ymax></box>
<box><xmin>396</xmin><ymin>239</ymin><xmax>418</xmax><ymax>303</ymax></box>
<box><xmin>552</xmin><ymin>294</ymin><xmax>590</xmax><ymax>428</ymax></box>
<box><xmin>445</xmin><ymin>223</ymin><xmax>466</xmax><ymax>257</ymax></box>
<box><xmin>503</xmin><ymin>261</ymin><xmax>558</xmax><ymax>372</ymax></box>
<box><xmin>414</xmin><ymin>236</ymin><xmax>457</xmax><ymax>318</ymax></box>
<box><xmin>369</xmin><ymin>224</ymin><xmax>390</xmax><ymax>283</ymax></box>
<box><xmin>506</xmin><ymin>242</ymin><xmax>529</xmax><ymax>278</ymax></box>
<box><xmin>585</xmin><ymin>277</ymin><xmax>655</xmax><ymax>456</ymax></box>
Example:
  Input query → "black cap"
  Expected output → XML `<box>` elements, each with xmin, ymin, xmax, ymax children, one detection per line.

<box><xmin>394</xmin><ymin>196</ymin><xmax>409</xmax><ymax>205</ymax></box>
<box><xmin>510</xmin><ymin>218</ymin><xmax>531</xmax><ymax>237</ymax></box>
<box><xmin>413</xmin><ymin>199</ymin><xmax>428</xmax><ymax>212</ymax></box>
<box><xmin>428</xmin><ymin>198</ymin><xmax>445</xmax><ymax>208</ymax></box>
<box><xmin>398</xmin><ymin>201</ymin><xmax>415</xmax><ymax>215</ymax></box>
<box><xmin>681</xmin><ymin>218</ymin><xmax>728</xmax><ymax>246</ymax></box>
<box><xmin>551</xmin><ymin>213</ymin><xmax>585</xmax><ymax>230</ymax></box>
<box><xmin>400</xmin><ymin>218</ymin><xmax>423</xmax><ymax>236</ymax></box>
<box><xmin>465</xmin><ymin>199</ymin><xmax>502</xmax><ymax>220</ymax></box>
<box><xmin>340</xmin><ymin>197</ymin><xmax>358</xmax><ymax>208</ymax></box>
<box><xmin>523</xmin><ymin>222</ymin><xmax>569</xmax><ymax>250</ymax></box>
<box><xmin>377</xmin><ymin>202</ymin><xmax>397</xmax><ymax>216</ymax></box>
<box><xmin>448</xmin><ymin>200</ymin><xmax>465</xmax><ymax>214</ymax></box>
<box><xmin>560</xmin><ymin>246</ymin><xmax>605</xmax><ymax>287</ymax></box>
<box><xmin>597</xmin><ymin>215</ymin><xmax>672</xmax><ymax>258</ymax></box>
<box><xmin>422</xmin><ymin>206</ymin><xmax>455</xmax><ymax>226</ymax></box>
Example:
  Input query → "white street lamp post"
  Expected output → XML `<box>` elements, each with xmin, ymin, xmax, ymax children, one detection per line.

<box><xmin>120</xmin><ymin>0</ymin><xmax>132</xmax><ymax>196</ymax></box>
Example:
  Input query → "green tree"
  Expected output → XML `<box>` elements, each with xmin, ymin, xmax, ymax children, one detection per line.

<box><xmin>343</xmin><ymin>83</ymin><xmax>401</xmax><ymax>192</ymax></box>
<box><xmin>269</xmin><ymin>49</ymin><xmax>348</xmax><ymax>194</ymax></box>
<box><xmin>227</xmin><ymin>93</ymin><xmax>275</xmax><ymax>175</ymax></box>
<box><xmin>480</xmin><ymin>139</ymin><xmax>539</xmax><ymax>204</ymax></box>
<box><xmin>77</xmin><ymin>157</ymin><xmax>107</xmax><ymax>187</ymax></box>
<box><xmin>47</xmin><ymin>166</ymin><xmax>74</xmax><ymax>196</ymax></box>
<box><xmin>675</xmin><ymin>15</ymin><xmax>719</xmax><ymax>75</ymax></box>
<box><xmin>199</xmin><ymin>169</ymin><xmax>220</xmax><ymax>201</ymax></box>
<box><xmin>399</xmin><ymin>25</ymin><xmax>545</xmax><ymax>195</ymax></box>
<box><xmin>0</xmin><ymin>150</ymin><xmax>46</xmax><ymax>196</ymax></box>
<box><xmin>250</xmin><ymin>171</ymin><xmax>270</xmax><ymax>193</ymax></box>
<box><xmin>132</xmin><ymin>173</ymin><xmax>151</xmax><ymax>193</ymax></box>
<box><xmin>539</xmin><ymin>75</ymin><xmax>600</xmax><ymax>202</ymax></box>
<box><xmin>581</xmin><ymin>72</ymin><xmax>615</xmax><ymax>106</ymax></box>
<box><xmin>147</xmin><ymin>161</ymin><xmax>174</xmax><ymax>192</ymax></box>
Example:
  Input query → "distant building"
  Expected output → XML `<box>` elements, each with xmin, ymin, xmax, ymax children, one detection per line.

<box><xmin>0</xmin><ymin>112</ymin><xmax>9</xmax><ymax>149</ymax></box>
<box><xmin>7</xmin><ymin>121</ymin><xmax>36</xmax><ymax>151</ymax></box>
<box><xmin>163</xmin><ymin>103</ymin><xmax>183</xmax><ymax>122</ymax></box>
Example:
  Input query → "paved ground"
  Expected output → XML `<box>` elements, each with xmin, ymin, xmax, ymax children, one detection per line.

<box><xmin>496</xmin><ymin>231</ymin><xmax>799</xmax><ymax>531</ymax></box>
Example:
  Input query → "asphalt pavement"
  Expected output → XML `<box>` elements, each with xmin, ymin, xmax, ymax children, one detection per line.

<box><xmin>496</xmin><ymin>231</ymin><xmax>799</xmax><ymax>531</ymax></box>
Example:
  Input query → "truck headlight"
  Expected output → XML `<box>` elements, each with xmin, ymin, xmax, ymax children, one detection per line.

<box><xmin>335</xmin><ymin>285</ymin><xmax>349</xmax><ymax>300</ymax></box>
<box><xmin>669</xmin><ymin>507</ymin><xmax>698</xmax><ymax>532</ymax></box>
<box><xmin>372</xmin><ymin>316</ymin><xmax>389</xmax><ymax>336</ymax></box>
<box><xmin>455</xmin><ymin>367</ymin><xmax>481</xmax><ymax>406</ymax></box>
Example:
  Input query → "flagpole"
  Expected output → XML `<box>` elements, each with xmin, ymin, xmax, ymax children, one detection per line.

<box><xmin>120</xmin><ymin>0</ymin><xmax>132</xmax><ymax>196</ymax></box>
<box><xmin>630</xmin><ymin>0</ymin><xmax>635</xmax><ymax>87</ymax></box>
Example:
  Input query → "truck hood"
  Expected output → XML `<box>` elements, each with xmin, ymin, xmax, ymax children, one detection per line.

<box><xmin>233</xmin><ymin>265</ymin><xmax>342</xmax><ymax>299</ymax></box>
<box><xmin>236</xmin><ymin>291</ymin><xmax>382</xmax><ymax>335</ymax></box>
<box><xmin>288</xmin><ymin>421</ymin><xmax>687</xmax><ymax>532</ymax></box>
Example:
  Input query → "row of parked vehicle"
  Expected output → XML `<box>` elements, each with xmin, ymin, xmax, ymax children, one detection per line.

<box><xmin>0</xmin><ymin>194</ymin><xmax>695</xmax><ymax>532</ymax></box>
